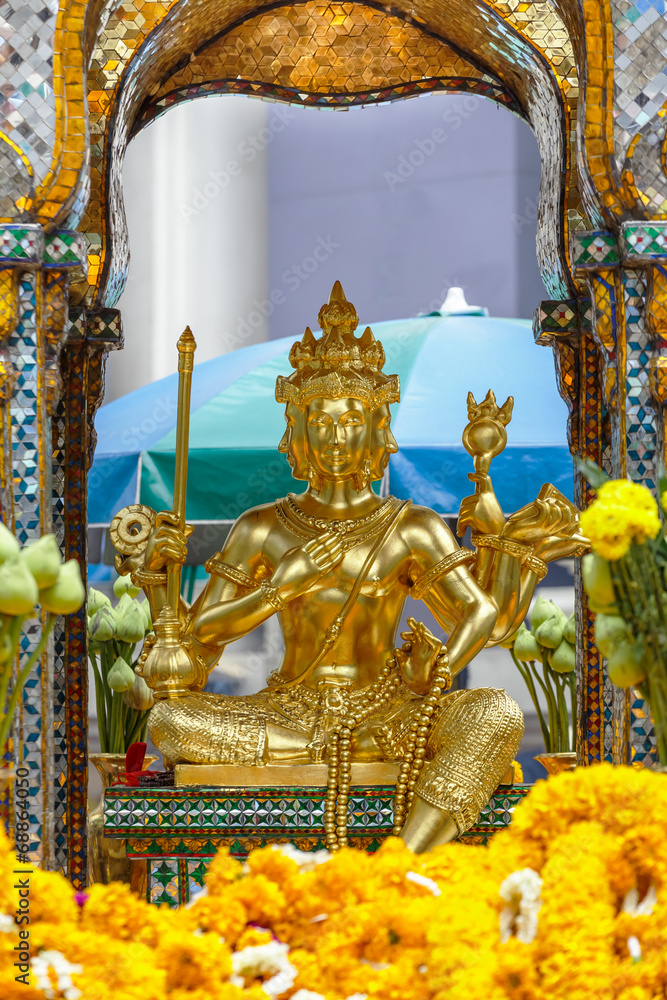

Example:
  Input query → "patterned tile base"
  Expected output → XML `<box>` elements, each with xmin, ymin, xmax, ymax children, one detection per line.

<box><xmin>105</xmin><ymin>784</ymin><xmax>530</xmax><ymax>907</ymax></box>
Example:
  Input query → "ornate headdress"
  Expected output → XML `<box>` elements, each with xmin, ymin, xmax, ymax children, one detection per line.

<box><xmin>275</xmin><ymin>282</ymin><xmax>400</xmax><ymax>411</ymax></box>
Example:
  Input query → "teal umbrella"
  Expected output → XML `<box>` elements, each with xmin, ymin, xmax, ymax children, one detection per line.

<box><xmin>89</xmin><ymin>313</ymin><xmax>572</xmax><ymax>525</ymax></box>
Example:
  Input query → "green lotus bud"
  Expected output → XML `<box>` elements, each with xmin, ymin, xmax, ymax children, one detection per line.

<box><xmin>107</xmin><ymin>656</ymin><xmax>136</xmax><ymax>693</ymax></box>
<box><xmin>551</xmin><ymin>639</ymin><xmax>576</xmax><ymax>673</ymax></box>
<box><xmin>582</xmin><ymin>553</ymin><xmax>617</xmax><ymax>613</ymax></box>
<box><xmin>114</xmin><ymin>593</ymin><xmax>133</xmax><ymax>615</ymax></box>
<box><xmin>0</xmin><ymin>558</ymin><xmax>39</xmax><ymax>616</ymax></box>
<box><xmin>20</xmin><ymin>534</ymin><xmax>61</xmax><ymax>589</ymax></box>
<box><xmin>607</xmin><ymin>640</ymin><xmax>647</xmax><ymax>689</ymax></box>
<box><xmin>123</xmin><ymin>672</ymin><xmax>154</xmax><ymax>711</ymax></box>
<box><xmin>563</xmin><ymin>613</ymin><xmax>576</xmax><ymax>645</ymax></box>
<box><xmin>88</xmin><ymin>605</ymin><xmax>116</xmax><ymax>643</ymax></box>
<box><xmin>594</xmin><ymin>613</ymin><xmax>629</xmax><ymax>659</ymax></box>
<box><xmin>114</xmin><ymin>602</ymin><xmax>146</xmax><ymax>643</ymax></box>
<box><xmin>39</xmin><ymin>560</ymin><xmax>85</xmax><ymax>615</ymax></box>
<box><xmin>87</xmin><ymin>587</ymin><xmax>111</xmax><ymax>616</ymax></box>
<box><xmin>0</xmin><ymin>522</ymin><xmax>20</xmax><ymax>564</ymax></box>
<box><xmin>113</xmin><ymin>574</ymin><xmax>141</xmax><ymax>599</ymax></box>
<box><xmin>139</xmin><ymin>598</ymin><xmax>152</xmax><ymax>632</ymax></box>
<box><xmin>514</xmin><ymin>629</ymin><xmax>542</xmax><ymax>662</ymax></box>
<box><xmin>498</xmin><ymin>624</ymin><xmax>525</xmax><ymax>650</ymax></box>
<box><xmin>530</xmin><ymin>595</ymin><xmax>563</xmax><ymax>630</ymax></box>
<box><xmin>535</xmin><ymin>619</ymin><xmax>563</xmax><ymax>649</ymax></box>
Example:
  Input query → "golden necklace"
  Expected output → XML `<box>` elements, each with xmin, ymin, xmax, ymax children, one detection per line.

<box><xmin>275</xmin><ymin>494</ymin><xmax>399</xmax><ymax>551</ymax></box>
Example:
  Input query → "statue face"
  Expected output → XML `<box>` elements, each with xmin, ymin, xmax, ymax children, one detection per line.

<box><xmin>278</xmin><ymin>402</ymin><xmax>308</xmax><ymax>480</ymax></box>
<box><xmin>305</xmin><ymin>396</ymin><xmax>370</xmax><ymax>480</ymax></box>
<box><xmin>369</xmin><ymin>404</ymin><xmax>398</xmax><ymax>480</ymax></box>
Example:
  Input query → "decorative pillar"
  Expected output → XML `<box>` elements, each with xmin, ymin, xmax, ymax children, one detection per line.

<box><xmin>52</xmin><ymin>307</ymin><xmax>122</xmax><ymax>885</ymax></box>
<box><xmin>533</xmin><ymin>294</ymin><xmax>616</xmax><ymax>765</ymax></box>
<box><xmin>0</xmin><ymin>224</ymin><xmax>90</xmax><ymax>868</ymax></box>
<box><xmin>560</xmin><ymin>224</ymin><xmax>667</xmax><ymax>768</ymax></box>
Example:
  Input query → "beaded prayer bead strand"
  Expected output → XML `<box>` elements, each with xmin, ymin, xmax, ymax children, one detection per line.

<box><xmin>324</xmin><ymin>655</ymin><xmax>400</xmax><ymax>851</ymax></box>
<box><xmin>392</xmin><ymin>648</ymin><xmax>451</xmax><ymax>836</ymax></box>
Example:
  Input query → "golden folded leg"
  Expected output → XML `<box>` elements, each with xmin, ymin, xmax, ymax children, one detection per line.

<box><xmin>149</xmin><ymin>684</ymin><xmax>523</xmax><ymax>846</ymax></box>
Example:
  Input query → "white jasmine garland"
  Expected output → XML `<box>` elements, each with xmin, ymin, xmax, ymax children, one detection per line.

<box><xmin>623</xmin><ymin>885</ymin><xmax>657</xmax><ymax>917</ymax></box>
<box><xmin>32</xmin><ymin>950</ymin><xmax>82</xmax><ymax>1000</ymax></box>
<box><xmin>628</xmin><ymin>935</ymin><xmax>642</xmax><ymax>962</ymax></box>
<box><xmin>499</xmin><ymin>869</ymin><xmax>543</xmax><ymax>944</ymax></box>
<box><xmin>230</xmin><ymin>940</ymin><xmax>297</xmax><ymax>998</ymax></box>
<box><xmin>273</xmin><ymin>843</ymin><xmax>332</xmax><ymax>871</ymax></box>
<box><xmin>0</xmin><ymin>912</ymin><xmax>15</xmax><ymax>933</ymax></box>
<box><xmin>406</xmin><ymin>871</ymin><xmax>441</xmax><ymax>897</ymax></box>
<box><xmin>290</xmin><ymin>991</ymin><xmax>326</xmax><ymax>1000</ymax></box>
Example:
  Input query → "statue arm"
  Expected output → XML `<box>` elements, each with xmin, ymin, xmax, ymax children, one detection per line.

<box><xmin>187</xmin><ymin>510</ymin><xmax>281</xmax><ymax>651</ymax></box>
<box><xmin>405</xmin><ymin>507</ymin><xmax>497</xmax><ymax>680</ymax></box>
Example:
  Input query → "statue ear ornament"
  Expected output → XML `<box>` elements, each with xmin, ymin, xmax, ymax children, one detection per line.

<box><xmin>351</xmin><ymin>458</ymin><xmax>372</xmax><ymax>492</ymax></box>
<box><xmin>307</xmin><ymin>462</ymin><xmax>324</xmax><ymax>493</ymax></box>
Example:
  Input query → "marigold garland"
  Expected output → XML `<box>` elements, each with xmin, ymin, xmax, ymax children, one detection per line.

<box><xmin>1</xmin><ymin>764</ymin><xmax>666</xmax><ymax>999</ymax></box>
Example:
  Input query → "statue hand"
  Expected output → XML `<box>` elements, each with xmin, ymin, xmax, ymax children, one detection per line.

<box><xmin>269</xmin><ymin>531</ymin><xmax>344</xmax><ymax>600</ymax></box>
<box><xmin>457</xmin><ymin>472</ymin><xmax>505</xmax><ymax>537</ymax></box>
<box><xmin>503</xmin><ymin>497</ymin><xmax>582</xmax><ymax>563</ymax></box>
<box><xmin>394</xmin><ymin>617</ymin><xmax>443</xmax><ymax>694</ymax></box>
<box><xmin>144</xmin><ymin>511</ymin><xmax>193</xmax><ymax>572</ymax></box>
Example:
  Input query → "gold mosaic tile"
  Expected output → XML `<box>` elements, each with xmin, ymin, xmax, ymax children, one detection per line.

<box><xmin>156</xmin><ymin>3</ymin><xmax>502</xmax><ymax>97</ymax></box>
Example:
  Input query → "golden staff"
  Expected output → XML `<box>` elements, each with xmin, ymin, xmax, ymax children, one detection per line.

<box><xmin>167</xmin><ymin>326</ymin><xmax>197</xmax><ymax>612</ymax></box>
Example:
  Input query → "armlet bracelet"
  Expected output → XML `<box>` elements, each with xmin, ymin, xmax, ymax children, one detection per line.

<box><xmin>131</xmin><ymin>568</ymin><xmax>167</xmax><ymax>588</ymax></box>
<box><xmin>204</xmin><ymin>555</ymin><xmax>256</xmax><ymax>590</ymax></box>
<box><xmin>523</xmin><ymin>553</ymin><xmax>548</xmax><ymax>581</ymax></box>
<box><xmin>471</xmin><ymin>534</ymin><xmax>532</xmax><ymax>561</ymax></box>
<box><xmin>259</xmin><ymin>579</ymin><xmax>287</xmax><ymax>612</ymax></box>
<box><xmin>410</xmin><ymin>549</ymin><xmax>475</xmax><ymax>599</ymax></box>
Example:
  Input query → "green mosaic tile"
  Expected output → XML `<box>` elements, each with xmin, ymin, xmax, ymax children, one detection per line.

<box><xmin>532</xmin><ymin>297</ymin><xmax>592</xmax><ymax>344</ymax></box>
<box><xmin>0</xmin><ymin>225</ymin><xmax>43</xmax><ymax>262</ymax></box>
<box><xmin>621</xmin><ymin>221</ymin><xmax>667</xmax><ymax>261</ymax></box>
<box><xmin>570</xmin><ymin>230</ymin><xmax>619</xmax><ymax>269</ymax></box>
<box><xmin>43</xmin><ymin>232</ymin><xmax>88</xmax><ymax>275</ymax></box>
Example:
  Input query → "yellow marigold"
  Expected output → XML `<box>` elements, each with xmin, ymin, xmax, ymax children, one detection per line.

<box><xmin>179</xmin><ymin>891</ymin><xmax>248</xmax><ymax>946</ymax></box>
<box><xmin>535</xmin><ymin>822</ymin><xmax>616</xmax><ymax>998</ymax></box>
<box><xmin>81</xmin><ymin>880</ymin><xmax>172</xmax><ymax>945</ymax></box>
<box><xmin>580</xmin><ymin>479</ymin><xmax>661</xmax><ymax>560</ymax></box>
<box><xmin>156</xmin><ymin>926</ymin><xmax>232</xmax><ymax>992</ymax></box>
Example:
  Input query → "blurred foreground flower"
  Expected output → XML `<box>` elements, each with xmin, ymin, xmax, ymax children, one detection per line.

<box><xmin>579</xmin><ymin>464</ymin><xmax>667</xmax><ymax>764</ymax></box>
<box><xmin>0</xmin><ymin>528</ymin><xmax>84</xmax><ymax>755</ymax></box>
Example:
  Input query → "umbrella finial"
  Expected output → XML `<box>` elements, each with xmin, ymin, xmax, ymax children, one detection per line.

<box><xmin>440</xmin><ymin>287</ymin><xmax>488</xmax><ymax>317</ymax></box>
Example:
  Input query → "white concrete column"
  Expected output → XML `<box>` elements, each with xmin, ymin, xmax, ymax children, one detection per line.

<box><xmin>106</xmin><ymin>96</ymin><xmax>269</xmax><ymax>401</ymax></box>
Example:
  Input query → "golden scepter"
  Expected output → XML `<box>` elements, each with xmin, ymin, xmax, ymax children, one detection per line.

<box><xmin>134</xmin><ymin>328</ymin><xmax>199</xmax><ymax>699</ymax></box>
<box><xmin>166</xmin><ymin>326</ymin><xmax>196</xmax><ymax>611</ymax></box>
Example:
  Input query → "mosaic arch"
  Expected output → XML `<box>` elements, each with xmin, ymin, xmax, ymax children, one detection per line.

<box><xmin>74</xmin><ymin>0</ymin><xmax>588</xmax><ymax>313</ymax></box>
<box><xmin>2</xmin><ymin>0</ymin><xmax>667</xmax><ymax>885</ymax></box>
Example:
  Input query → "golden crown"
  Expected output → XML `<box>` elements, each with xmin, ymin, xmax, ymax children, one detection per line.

<box><xmin>275</xmin><ymin>281</ymin><xmax>400</xmax><ymax>410</ymax></box>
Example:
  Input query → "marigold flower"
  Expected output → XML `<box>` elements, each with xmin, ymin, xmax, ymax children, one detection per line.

<box><xmin>580</xmin><ymin>479</ymin><xmax>661</xmax><ymax>560</ymax></box>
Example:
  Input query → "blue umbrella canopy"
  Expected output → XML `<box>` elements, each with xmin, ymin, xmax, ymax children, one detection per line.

<box><xmin>89</xmin><ymin>314</ymin><xmax>572</xmax><ymax>525</ymax></box>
